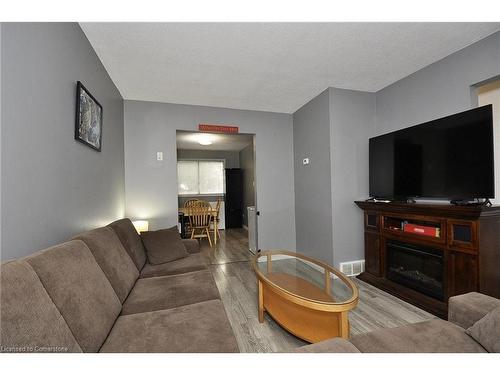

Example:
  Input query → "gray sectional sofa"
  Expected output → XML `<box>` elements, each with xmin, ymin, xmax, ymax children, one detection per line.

<box><xmin>297</xmin><ymin>292</ymin><xmax>500</xmax><ymax>353</ymax></box>
<box><xmin>3</xmin><ymin>218</ymin><xmax>498</xmax><ymax>353</ymax></box>
<box><xmin>0</xmin><ymin>218</ymin><xmax>239</xmax><ymax>353</ymax></box>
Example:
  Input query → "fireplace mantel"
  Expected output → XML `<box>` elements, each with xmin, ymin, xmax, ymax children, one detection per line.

<box><xmin>355</xmin><ymin>201</ymin><xmax>500</xmax><ymax>318</ymax></box>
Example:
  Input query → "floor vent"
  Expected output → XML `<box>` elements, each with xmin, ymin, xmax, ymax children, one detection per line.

<box><xmin>339</xmin><ymin>260</ymin><xmax>365</xmax><ymax>277</ymax></box>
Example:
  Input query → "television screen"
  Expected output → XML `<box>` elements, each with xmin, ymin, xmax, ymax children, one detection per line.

<box><xmin>369</xmin><ymin>105</ymin><xmax>494</xmax><ymax>200</ymax></box>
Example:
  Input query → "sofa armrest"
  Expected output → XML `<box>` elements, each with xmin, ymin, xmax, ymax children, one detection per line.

<box><xmin>182</xmin><ymin>239</ymin><xmax>200</xmax><ymax>254</ymax></box>
<box><xmin>295</xmin><ymin>338</ymin><xmax>360</xmax><ymax>353</ymax></box>
<box><xmin>448</xmin><ymin>292</ymin><xmax>500</xmax><ymax>329</ymax></box>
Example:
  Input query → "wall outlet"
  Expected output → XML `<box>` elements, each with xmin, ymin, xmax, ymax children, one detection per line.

<box><xmin>302</xmin><ymin>158</ymin><xmax>310</xmax><ymax>165</ymax></box>
<box><xmin>156</xmin><ymin>152</ymin><xmax>163</xmax><ymax>161</ymax></box>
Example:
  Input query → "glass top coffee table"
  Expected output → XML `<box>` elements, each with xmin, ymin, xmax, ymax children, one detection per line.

<box><xmin>252</xmin><ymin>250</ymin><xmax>359</xmax><ymax>343</ymax></box>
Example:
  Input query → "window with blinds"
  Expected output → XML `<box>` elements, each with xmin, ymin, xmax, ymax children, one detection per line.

<box><xmin>177</xmin><ymin>160</ymin><xmax>224</xmax><ymax>195</ymax></box>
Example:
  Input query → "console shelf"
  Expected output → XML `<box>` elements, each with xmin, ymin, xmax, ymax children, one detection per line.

<box><xmin>355</xmin><ymin>201</ymin><xmax>500</xmax><ymax>319</ymax></box>
<box><xmin>383</xmin><ymin>215</ymin><xmax>444</xmax><ymax>241</ymax></box>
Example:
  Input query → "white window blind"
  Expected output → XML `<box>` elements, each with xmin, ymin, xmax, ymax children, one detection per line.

<box><xmin>177</xmin><ymin>161</ymin><xmax>199</xmax><ymax>195</ymax></box>
<box><xmin>177</xmin><ymin>160</ymin><xmax>224</xmax><ymax>195</ymax></box>
<box><xmin>199</xmin><ymin>161</ymin><xmax>224</xmax><ymax>194</ymax></box>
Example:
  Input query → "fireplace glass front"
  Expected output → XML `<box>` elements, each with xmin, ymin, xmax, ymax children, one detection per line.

<box><xmin>386</xmin><ymin>241</ymin><xmax>444</xmax><ymax>300</ymax></box>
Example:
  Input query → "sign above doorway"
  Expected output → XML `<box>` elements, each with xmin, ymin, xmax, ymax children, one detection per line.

<box><xmin>198</xmin><ymin>124</ymin><xmax>239</xmax><ymax>134</ymax></box>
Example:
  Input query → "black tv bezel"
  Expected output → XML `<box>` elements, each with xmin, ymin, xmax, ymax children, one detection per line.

<box><xmin>369</xmin><ymin>104</ymin><xmax>495</xmax><ymax>201</ymax></box>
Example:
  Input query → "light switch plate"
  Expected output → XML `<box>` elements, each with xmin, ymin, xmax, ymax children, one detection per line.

<box><xmin>156</xmin><ymin>152</ymin><xmax>163</xmax><ymax>161</ymax></box>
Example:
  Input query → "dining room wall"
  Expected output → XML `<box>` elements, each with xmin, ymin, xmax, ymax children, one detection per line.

<box><xmin>124</xmin><ymin>100</ymin><xmax>296</xmax><ymax>251</ymax></box>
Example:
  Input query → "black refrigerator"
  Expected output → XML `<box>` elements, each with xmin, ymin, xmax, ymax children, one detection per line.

<box><xmin>225</xmin><ymin>168</ymin><xmax>243</xmax><ymax>228</ymax></box>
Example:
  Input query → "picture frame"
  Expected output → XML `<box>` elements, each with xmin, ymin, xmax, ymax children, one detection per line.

<box><xmin>75</xmin><ymin>81</ymin><xmax>103</xmax><ymax>151</ymax></box>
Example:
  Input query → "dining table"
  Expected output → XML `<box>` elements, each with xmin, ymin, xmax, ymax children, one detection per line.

<box><xmin>178</xmin><ymin>206</ymin><xmax>220</xmax><ymax>243</ymax></box>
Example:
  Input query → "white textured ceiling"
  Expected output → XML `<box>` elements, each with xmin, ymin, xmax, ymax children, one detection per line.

<box><xmin>176</xmin><ymin>131</ymin><xmax>253</xmax><ymax>151</ymax></box>
<box><xmin>80</xmin><ymin>23</ymin><xmax>500</xmax><ymax>113</ymax></box>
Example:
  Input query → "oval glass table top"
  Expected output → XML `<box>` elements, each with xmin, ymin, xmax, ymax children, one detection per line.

<box><xmin>253</xmin><ymin>250</ymin><xmax>358</xmax><ymax>308</ymax></box>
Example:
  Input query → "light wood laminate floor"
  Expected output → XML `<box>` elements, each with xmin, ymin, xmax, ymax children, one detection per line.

<box><xmin>200</xmin><ymin>229</ymin><xmax>435</xmax><ymax>352</ymax></box>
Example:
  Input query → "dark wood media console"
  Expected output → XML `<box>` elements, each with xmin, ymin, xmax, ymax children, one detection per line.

<box><xmin>355</xmin><ymin>201</ymin><xmax>500</xmax><ymax>318</ymax></box>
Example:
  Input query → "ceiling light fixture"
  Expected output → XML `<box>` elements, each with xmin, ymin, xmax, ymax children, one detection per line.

<box><xmin>197</xmin><ymin>134</ymin><xmax>213</xmax><ymax>146</ymax></box>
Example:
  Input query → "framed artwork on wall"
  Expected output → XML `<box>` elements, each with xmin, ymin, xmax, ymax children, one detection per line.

<box><xmin>75</xmin><ymin>81</ymin><xmax>103</xmax><ymax>151</ymax></box>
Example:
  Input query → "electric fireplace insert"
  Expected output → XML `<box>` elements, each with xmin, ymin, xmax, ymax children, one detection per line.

<box><xmin>386</xmin><ymin>241</ymin><xmax>444</xmax><ymax>300</ymax></box>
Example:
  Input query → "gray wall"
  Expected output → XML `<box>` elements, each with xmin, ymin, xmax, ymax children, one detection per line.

<box><xmin>292</xmin><ymin>31</ymin><xmax>499</xmax><ymax>269</ymax></box>
<box><xmin>1</xmin><ymin>23</ymin><xmax>124</xmax><ymax>260</ymax></box>
<box><xmin>293</xmin><ymin>89</ymin><xmax>334</xmax><ymax>264</ymax></box>
<box><xmin>376</xmin><ymin>31</ymin><xmax>500</xmax><ymax>203</ymax></box>
<box><xmin>329</xmin><ymin>88</ymin><xmax>376</xmax><ymax>266</ymax></box>
<box><xmin>0</xmin><ymin>23</ymin><xmax>3</xmax><ymax>259</ymax></box>
<box><xmin>177</xmin><ymin>149</ymin><xmax>240</xmax><ymax>168</ymax></box>
<box><xmin>124</xmin><ymin>100</ymin><xmax>295</xmax><ymax>251</ymax></box>
<box><xmin>293</xmin><ymin>88</ymin><xmax>376</xmax><ymax>267</ymax></box>
<box><xmin>376</xmin><ymin>32</ymin><xmax>500</xmax><ymax>135</ymax></box>
<box><xmin>239</xmin><ymin>143</ymin><xmax>255</xmax><ymax>226</ymax></box>
<box><xmin>478</xmin><ymin>80</ymin><xmax>500</xmax><ymax>205</ymax></box>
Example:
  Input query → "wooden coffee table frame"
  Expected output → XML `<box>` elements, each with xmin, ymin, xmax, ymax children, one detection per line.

<box><xmin>252</xmin><ymin>250</ymin><xmax>359</xmax><ymax>343</ymax></box>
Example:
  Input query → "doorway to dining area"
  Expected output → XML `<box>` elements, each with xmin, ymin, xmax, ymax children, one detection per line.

<box><xmin>176</xmin><ymin>130</ymin><xmax>257</xmax><ymax>264</ymax></box>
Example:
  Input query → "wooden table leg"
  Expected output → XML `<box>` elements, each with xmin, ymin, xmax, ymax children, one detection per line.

<box><xmin>339</xmin><ymin>311</ymin><xmax>349</xmax><ymax>339</ymax></box>
<box><xmin>214</xmin><ymin>218</ymin><xmax>218</xmax><ymax>245</ymax></box>
<box><xmin>258</xmin><ymin>280</ymin><xmax>264</xmax><ymax>323</ymax></box>
<box><xmin>324</xmin><ymin>270</ymin><xmax>331</xmax><ymax>295</ymax></box>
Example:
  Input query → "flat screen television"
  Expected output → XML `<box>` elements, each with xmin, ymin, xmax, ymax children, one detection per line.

<box><xmin>369</xmin><ymin>105</ymin><xmax>494</xmax><ymax>200</ymax></box>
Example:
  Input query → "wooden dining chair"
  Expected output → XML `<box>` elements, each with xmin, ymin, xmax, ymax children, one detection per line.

<box><xmin>183</xmin><ymin>199</ymin><xmax>202</xmax><ymax>236</ymax></box>
<box><xmin>187</xmin><ymin>205</ymin><xmax>213</xmax><ymax>247</ymax></box>
<box><xmin>184</xmin><ymin>199</ymin><xmax>201</xmax><ymax>208</ymax></box>
<box><xmin>194</xmin><ymin>200</ymin><xmax>213</xmax><ymax>231</ymax></box>
<box><xmin>195</xmin><ymin>199</ymin><xmax>212</xmax><ymax>208</ymax></box>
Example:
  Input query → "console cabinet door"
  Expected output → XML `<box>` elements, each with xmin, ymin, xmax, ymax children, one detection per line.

<box><xmin>447</xmin><ymin>251</ymin><xmax>478</xmax><ymax>297</ymax></box>
<box><xmin>364</xmin><ymin>232</ymin><xmax>381</xmax><ymax>276</ymax></box>
<box><xmin>447</xmin><ymin>220</ymin><xmax>478</xmax><ymax>251</ymax></box>
<box><xmin>365</xmin><ymin>212</ymin><xmax>379</xmax><ymax>232</ymax></box>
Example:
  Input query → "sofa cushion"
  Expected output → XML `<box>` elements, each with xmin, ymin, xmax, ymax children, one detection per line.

<box><xmin>141</xmin><ymin>227</ymin><xmax>188</xmax><ymax>265</ymax></box>
<box><xmin>25</xmin><ymin>240</ymin><xmax>122</xmax><ymax>353</ymax></box>
<box><xmin>73</xmin><ymin>227</ymin><xmax>139</xmax><ymax>302</ymax></box>
<box><xmin>100</xmin><ymin>300</ymin><xmax>239</xmax><ymax>352</ymax></box>
<box><xmin>466</xmin><ymin>306</ymin><xmax>500</xmax><ymax>352</ymax></box>
<box><xmin>295</xmin><ymin>338</ymin><xmax>360</xmax><ymax>353</ymax></box>
<box><xmin>449</xmin><ymin>292</ymin><xmax>500</xmax><ymax>329</ymax></box>
<box><xmin>350</xmin><ymin>318</ymin><xmax>486</xmax><ymax>353</ymax></box>
<box><xmin>140</xmin><ymin>252</ymin><xmax>207</xmax><ymax>278</ymax></box>
<box><xmin>121</xmin><ymin>270</ymin><xmax>220</xmax><ymax>315</ymax></box>
<box><xmin>108</xmin><ymin>218</ymin><xmax>147</xmax><ymax>270</ymax></box>
<box><xmin>0</xmin><ymin>260</ymin><xmax>82</xmax><ymax>353</ymax></box>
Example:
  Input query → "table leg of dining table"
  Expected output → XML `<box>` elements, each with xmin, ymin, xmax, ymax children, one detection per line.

<box><xmin>214</xmin><ymin>219</ymin><xmax>218</xmax><ymax>245</ymax></box>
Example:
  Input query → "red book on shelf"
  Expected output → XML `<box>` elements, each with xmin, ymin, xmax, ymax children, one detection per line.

<box><xmin>403</xmin><ymin>223</ymin><xmax>440</xmax><ymax>237</ymax></box>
